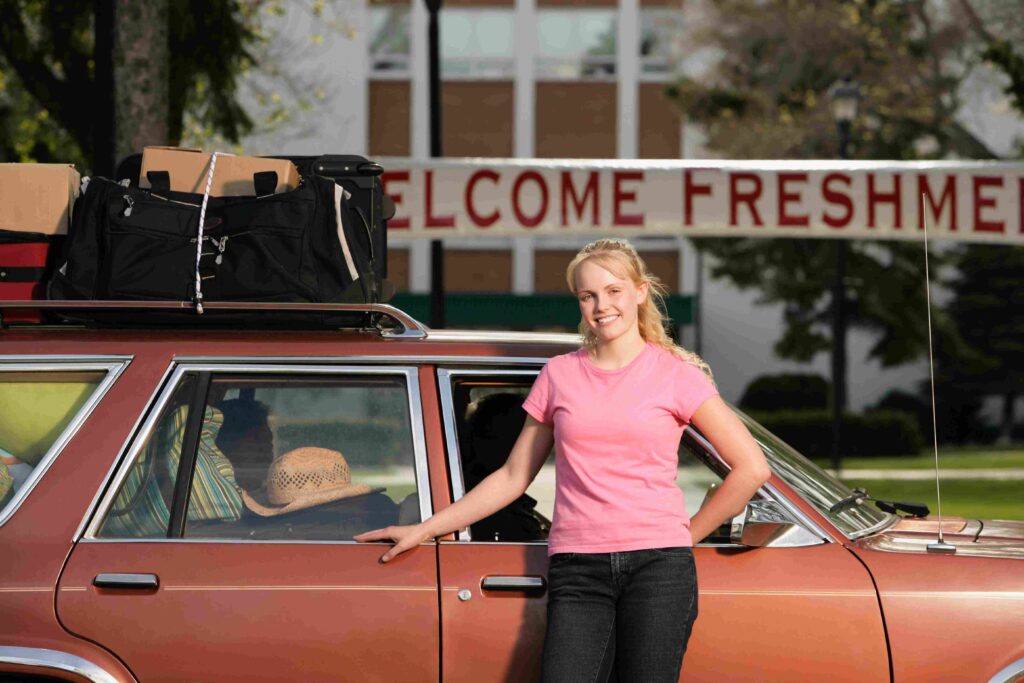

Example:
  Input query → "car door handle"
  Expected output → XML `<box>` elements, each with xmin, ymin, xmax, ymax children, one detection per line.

<box><xmin>93</xmin><ymin>573</ymin><xmax>160</xmax><ymax>590</ymax></box>
<box><xmin>481</xmin><ymin>576</ymin><xmax>546</xmax><ymax>593</ymax></box>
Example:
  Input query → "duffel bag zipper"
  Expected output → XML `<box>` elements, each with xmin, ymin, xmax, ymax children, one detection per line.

<box><xmin>192</xmin><ymin>235</ymin><xmax>230</xmax><ymax>265</ymax></box>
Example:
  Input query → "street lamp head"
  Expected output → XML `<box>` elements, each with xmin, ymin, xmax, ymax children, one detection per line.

<box><xmin>829</xmin><ymin>77</ymin><xmax>861</xmax><ymax>124</ymax></box>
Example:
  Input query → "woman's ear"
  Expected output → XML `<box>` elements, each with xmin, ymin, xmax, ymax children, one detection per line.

<box><xmin>636</xmin><ymin>279</ymin><xmax>649</xmax><ymax>304</ymax></box>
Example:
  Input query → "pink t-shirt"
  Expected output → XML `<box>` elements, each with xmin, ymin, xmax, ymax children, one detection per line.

<box><xmin>523</xmin><ymin>342</ymin><xmax>718</xmax><ymax>555</ymax></box>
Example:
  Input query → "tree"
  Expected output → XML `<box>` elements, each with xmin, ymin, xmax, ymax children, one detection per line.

<box><xmin>0</xmin><ymin>0</ymin><xmax>260</xmax><ymax>174</ymax></box>
<box><xmin>945</xmin><ymin>244</ymin><xmax>1024</xmax><ymax>441</ymax></box>
<box><xmin>669</xmin><ymin>0</ymin><xmax>988</xmax><ymax>415</ymax></box>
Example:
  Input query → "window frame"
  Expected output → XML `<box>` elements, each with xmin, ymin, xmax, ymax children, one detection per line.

<box><xmin>83</xmin><ymin>363</ymin><xmax>433</xmax><ymax>542</ymax></box>
<box><xmin>437</xmin><ymin>367</ymin><xmax>545</xmax><ymax>543</ymax></box>
<box><xmin>0</xmin><ymin>356</ymin><xmax>130</xmax><ymax>528</ymax></box>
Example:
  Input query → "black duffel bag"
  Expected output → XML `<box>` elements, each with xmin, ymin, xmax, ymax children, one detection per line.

<box><xmin>49</xmin><ymin>171</ymin><xmax>379</xmax><ymax>309</ymax></box>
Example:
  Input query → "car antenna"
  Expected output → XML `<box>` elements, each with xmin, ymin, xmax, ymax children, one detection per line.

<box><xmin>922</xmin><ymin>193</ymin><xmax>956</xmax><ymax>555</ymax></box>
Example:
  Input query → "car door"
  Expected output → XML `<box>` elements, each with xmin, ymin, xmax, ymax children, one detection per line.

<box><xmin>58</xmin><ymin>363</ymin><xmax>439</xmax><ymax>683</ymax></box>
<box><xmin>435</xmin><ymin>367</ymin><xmax>890</xmax><ymax>683</ymax></box>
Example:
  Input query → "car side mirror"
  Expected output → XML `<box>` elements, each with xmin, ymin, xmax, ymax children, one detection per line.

<box><xmin>729</xmin><ymin>500</ymin><xmax>823</xmax><ymax>548</ymax></box>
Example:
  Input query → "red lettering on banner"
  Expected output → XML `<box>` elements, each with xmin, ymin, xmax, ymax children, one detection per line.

<box><xmin>777</xmin><ymin>172</ymin><xmax>809</xmax><ymax>227</ymax></box>
<box><xmin>381</xmin><ymin>171</ymin><xmax>410</xmax><ymax>229</ymax></box>
<box><xmin>465</xmin><ymin>169</ymin><xmax>500</xmax><ymax>228</ymax></box>
<box><xmin>867</xmin><ymin>174</ymin><xmax>902</xmax><ymax>229</ymax></box>
<box><xmin>684</xmin><ymin>170</ymin><xmax>713</xmax><ymax>227</ymax></box>
<box><xmin>917</xmin><ymin>175</ymin><xmax>957</xmax><ymax>232</ymax></box>
<box><xmin>728</xmin><ymin>173</ymin><xmax>763</xmax><ymax>226</ymax></box>
<box><xmin>613</xmin><ymin>171</ymin><xmax>644</xmax><ymax>226</ymax></box>
<box><xmin>561</xmin><ymin>171</ymin><xmax>599</xmax><ymax>226</ymax></box>
<box><xmin>973</xmin><ymin>175</ymin><xmax>1005</xmax><ymax>233</ymax></box>
<box><xmin>821</xmin><ymin>173</ymin><xmax>853</xmax><ymax>228</ymax></box>
<box><xmin>424</xmin><ymin>171</ymin><xmax>455</xmax><ymax>228</ymax></box>
<box><xmin>512</xmin><ymin>171</ymin><xmax>549</xmax><ymax>228</ymax></box>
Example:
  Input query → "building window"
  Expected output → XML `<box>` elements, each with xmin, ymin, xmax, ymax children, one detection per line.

<box><xmin>369</xmin><ymin>5</ymin><xmax>411</xmax><ymax>77</ymax></box>
<box><xmin>640</xmin><ymin>8</ymin><xmax>685</xmax><ymax>80</ymax></box>
<box><xmin>537</xmin><ymin>9</ymin><xmax>617</xmax><ymax>80</ymax></box>
<box><xmin>442</xmin><ymin>9</ymin><xmax>515</xmax><ymax>79</ymax></box>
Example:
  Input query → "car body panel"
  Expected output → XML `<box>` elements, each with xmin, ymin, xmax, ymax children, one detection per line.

<box><xmin>852</xmin><ymin>524</ymin><xmax>1024</xmax><ymax>682</ymax></box>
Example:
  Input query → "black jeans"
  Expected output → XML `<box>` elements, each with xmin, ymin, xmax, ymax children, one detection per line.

<box><xmin>540</xmin><ymin>547</ymin><xmax>698</xmax><ymax>683</ymax></box>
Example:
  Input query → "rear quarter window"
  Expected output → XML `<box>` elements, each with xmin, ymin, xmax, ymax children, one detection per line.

<box><xmin>0</xmin><ymin>367</ymin><xmax>117</xmax><ymax>523</ymax></box>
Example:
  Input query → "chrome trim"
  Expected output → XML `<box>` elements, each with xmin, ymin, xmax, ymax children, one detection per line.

<box><xmin>0</xmin><ymin>646</ymin><xmax>123</xmax><ymax>683</ymax></box>
<box><xmin>481</xmin><ymin>576</ymin><xmax>546</xmax><ymax>592</ymax></box>
<box><xmin>173</xmin><ymin>355</ymin><xmax>558</xmax><ymax>367</ymax></box>
<box><xmin>989</xmin><ymin>658</ymin><xmax>1024</xmax><ymax>683</ymax></box>
<box><xmin>73</xmin><ymin>362</ymin><xmax>179</xmax><ymax>541</ymax></box>
<box><xmin>436</xmin><ymin>368</ymin><xmax>545</xmax><ymax>542</ymax></box>
<box><xmin>84</xmin><ymin>363</ymin><xmax>434</xmax><ymax>540</ymax></box>
<box><xmin>77</xmin><ymin>538</ymin><xmax>439</xmax><ymax>546</ymax></box>
<box><xmin>0</xmin><ymin>360</ymin><xmax>130</xmax><ymax>529</ymax></box>
<box><xmin>684</xmin><ymin>429</ymin><xmax>833</xmax><ymax>544</ymax></box>
<box><xmin>406</xmin><ymin>371</ymin><xmax>434</xmax><ymax>523</ymax></box>
<box><xmin>93</xmin><ymin>573</ymin><xmax>159</xmax><ymax>589</ymax></box>
<box><xmin>425</xmin><ymin>329</ymin><xmax>581</xmax><ymax>345</ymax></box>
<box><xmin>0</xmin><ymin>355</ymin><xmax>133</xmax><ymax>364</ymax></box>
<box><xmin>0</xmin><ymin>300</ymin><xmax>428</xmax><ymax>339</ymax></box>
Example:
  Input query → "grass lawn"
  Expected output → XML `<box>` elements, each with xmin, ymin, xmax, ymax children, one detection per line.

<box><xmin>842</xmin><ymin>478</ymin><xmax>1024</xmax><ymax>521</ymax></box>
<box><xmin>815</xmin><ymin>447</ymin><xmax>1024</xmax><ymax>470</ymax></box>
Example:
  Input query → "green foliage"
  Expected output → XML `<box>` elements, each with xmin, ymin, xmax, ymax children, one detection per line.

<box><xmin>672</xmin><ymin>0</ymin><xmax>990</xmax><ymax>160</ymax></box>
<box><xmin>869</xmin><ymin>387</ymin><xmax>993</xmax><ymax>446</ymax></box>
<box><xmin>983</xmin><ymin>38</ymin><xmax>1024</xmax><ymax>116</ymax></box>
<box><xmin>739</xmin><ymin>373</ymin><xmax>829</xmax><ymax>411</ymax></box>
<box><xmin>691</xmin><ymin>237</ymin><xmax>938</xmax><ymax>368</ymax></box>
<box><xmin>748</xmin><ymin>409</ymin><xmax>923</xmax><ymax>458</ymax></box>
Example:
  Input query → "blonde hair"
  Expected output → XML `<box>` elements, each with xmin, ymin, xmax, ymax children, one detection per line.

<box><xmin>566</xmin><ymin>238</ymin><xmax>714</xmax><ymax>381</ymax></box>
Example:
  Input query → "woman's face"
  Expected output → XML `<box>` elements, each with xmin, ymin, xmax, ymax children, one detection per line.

<box><xmin>574</xmin><ymin>258</ymin><xmax>647</xmax><ymax>345</ymax></box>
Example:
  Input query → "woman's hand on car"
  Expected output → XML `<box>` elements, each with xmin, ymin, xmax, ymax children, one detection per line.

<box><xmin>354</xmin><ymin>524</ymin><xmax>433</xmax><ymax>563</ymax></box>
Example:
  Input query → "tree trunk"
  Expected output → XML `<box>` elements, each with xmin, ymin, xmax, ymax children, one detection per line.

<box><xmin>998</xmin><ymin>392</ymin><xmax>1016</xmax><ymax>444</ymax></box>
<box><xmin>93</xmin><ymin>0</ymin><xmax>116</xmax><ymax>176</ymax></box>
<box><xmin>113</xmin><ymin>0</ymin><xmax>170</xmax><ymax>165</ymax></box>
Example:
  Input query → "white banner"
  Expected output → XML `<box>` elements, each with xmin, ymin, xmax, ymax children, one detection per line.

<box><xmin>378</xmin><ymin>158</ymin><xmax>1024</xmax><ymax>244</ymax></box>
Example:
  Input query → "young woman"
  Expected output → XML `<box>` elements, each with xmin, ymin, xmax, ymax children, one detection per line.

<box><xmin>356</xmin><ymin>238</ymin><xmax>771</xmax><ymax>682</ymax></box>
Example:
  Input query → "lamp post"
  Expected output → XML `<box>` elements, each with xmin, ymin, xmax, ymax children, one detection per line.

<box><xmin>426</xmin><ymin>0</ymin><xmax>445</xmax><ymax>328</ymax></box>
<box><xmin>828</xmin><ymin>77</ymin><xmax>860</xmax><ymax>474</ymax></box>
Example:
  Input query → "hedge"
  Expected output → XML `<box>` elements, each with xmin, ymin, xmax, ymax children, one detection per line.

<box><xmin>745</xmin><ymin>409</ymin><xmax>923</xmax><ymax>459</ymax></box>
<box><xmin>739</xmin><ymin>373</ymin><xmax>830</xmax><ymax>412</ymax></box>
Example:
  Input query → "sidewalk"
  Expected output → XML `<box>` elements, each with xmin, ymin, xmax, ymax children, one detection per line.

<box><xmin>832</xmin><ymin>468</ymin><xmax>1024</xmax><ymax>481</ymax></box>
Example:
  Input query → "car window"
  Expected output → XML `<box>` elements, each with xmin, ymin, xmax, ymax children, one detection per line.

<box><xmin>442</xmin><ymin>371</ymin><xmax>733</xmax><ymax>544</ymax></box>
<box><xmin>445</xmin><ymin>374</ymin><xmax>553</xmax><ymax>542</ymax></box>
<box><xmin>97</xmin><ymin>370</ymin><xmax>424</xmax><ymax>541</ymax></box>
<box><xmin>0</xmin><ymin>369</ymin><xmax>108</xmax><ymax>520</ymax></box>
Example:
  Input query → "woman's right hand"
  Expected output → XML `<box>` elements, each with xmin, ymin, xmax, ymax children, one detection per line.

<box><xmin>354</xmin><ymin>524</ymin><xmax>432</xmax><ymax>563</ymax></box>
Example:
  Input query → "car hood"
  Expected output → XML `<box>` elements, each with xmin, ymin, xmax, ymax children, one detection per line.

<box><xmin>856</xmin><ymin>517</ymin><xmax>1024</xmax><ymax>559</ymax></box>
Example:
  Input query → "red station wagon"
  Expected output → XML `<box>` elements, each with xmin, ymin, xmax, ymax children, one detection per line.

<box><xmin>1</xmin><ymin>302</ymin><xmax>1022</xmax><ymax>683</ymax></box>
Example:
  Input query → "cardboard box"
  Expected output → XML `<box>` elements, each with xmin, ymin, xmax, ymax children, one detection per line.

<box><xmin>0</xmin><ymin>163</ymin><xmax>80</xmax><ymax>235</ymax></box>
<box><xmin>139</xmin><ymin>146</ymin><xmax>300</xmax><ymax>196</ymax></box>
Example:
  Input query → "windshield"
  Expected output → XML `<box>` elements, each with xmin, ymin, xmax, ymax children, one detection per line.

<box><xmin>734</xmin><ymin>410</ymin><xmax>893</xmax><ymax>537</ymax></box>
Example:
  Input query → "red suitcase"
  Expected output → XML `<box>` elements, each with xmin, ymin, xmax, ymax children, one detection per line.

<box><xmin>0</xmin><ymin>230</ymin><xmax>61</xmax><ymax>323</ymax></box>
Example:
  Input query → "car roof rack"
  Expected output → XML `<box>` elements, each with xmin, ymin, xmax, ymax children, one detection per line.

<box><xmin>0</xmin><ymin>300</ymin><xmax>429</xmax><ymax>339</ymax></box>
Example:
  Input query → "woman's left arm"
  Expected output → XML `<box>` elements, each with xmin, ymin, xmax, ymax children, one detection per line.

<box><xmin>687</xmin><ymin>396</ymin><xmax>772</xmax><ymax>544</ymax></box>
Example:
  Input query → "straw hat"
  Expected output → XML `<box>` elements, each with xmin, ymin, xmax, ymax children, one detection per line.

<box><xmin>241</xmin><ymin>446</ymin><xmax>380</xmax><ymax>517</ymax></box>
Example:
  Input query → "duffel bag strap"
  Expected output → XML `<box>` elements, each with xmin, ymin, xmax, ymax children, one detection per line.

<box><xmin>146</xmin><ymin>170</ymin><xmax>172</xmax><ymax>193</ymax></box>
<box><xmin>253</xmin><ymin>171</ymin><xmax>278</xmax><ymax>198</ymax></box>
